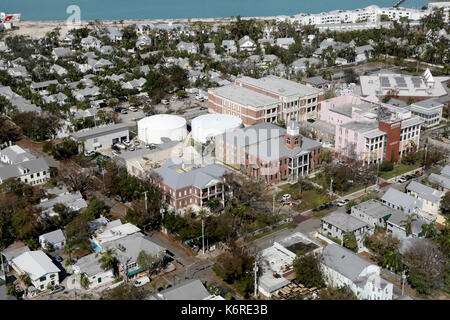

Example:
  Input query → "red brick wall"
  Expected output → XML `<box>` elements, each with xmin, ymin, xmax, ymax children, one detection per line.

<box><xmin>378</xmin><ymin>120</ymin><xmax>401</xmax><ymax>163</ymax></box>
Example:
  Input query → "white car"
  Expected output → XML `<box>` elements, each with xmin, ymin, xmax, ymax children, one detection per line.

<box><xmin>84</xmin><ymin>150</ymin><xmax>95</xmax><ymax>157</ymax></box>
<box><xmin>398</xmin><ymin>176</ymin><xmax>407</xmax><ymax>183</ymax></box>
<box><xmin>282</xmin><ymin>194</ymin><xmax>291</xmax><ymax>201</ymax></box>
<box><xmin>115</xmin><ymin>143</ymin><xmax>126</xmax><ymax>150</ymax></box>
<box><xmin>133</xmin><ymin>276</ymin><xmax>150</xmax><ymax>287</ymax></box>
<box><xmin>336</xmin><ymin>200</ymin><xmax>346</xmax><ymax>207</ymax></box>
<box><xmin>123</xmin><ymin>140</ymin><xmax>131</xmax><ymax>147</ymax></box>
<box><xmin>161</xmin><ymin>99</ymin><xmax>169</xmax><ymax>105</ymax></box>
<box><xmin>129</xmin><ymin>106</ymin><xmax>138</xmax><ymax>112</ymax></box>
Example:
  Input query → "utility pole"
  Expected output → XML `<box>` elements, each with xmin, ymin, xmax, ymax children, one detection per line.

<box><xmin>253</xmin><ymin>259</ymin><xmax>258</xmax><ymax>299</ymax></box>
<box><xmin>0</xmin><ymin>252</ymin><xmax>5</xmax><ymax>281</ymax></box>
<box><xmin>376</xmin><ymin>161</ymin><xmax>380</xmax><ymax>186</ymax></box>
<box><xmin>202</xmin><ymin>218</ymin><xmax>205</xmax><ymax>255</ymax></box>
<box><xmin>401</xmin><ymin>270</ymin><xmax>406</xmax><ymax>296</ymax></box>
<box><xmin>329</xmin><ymin>178</ymin><xmax>333</xmax><ymax>195</ymax></box>
<box><xmin>143</xmin><ymin>191</ymin><xmax>148</xmax><ymax>211</ymax></box>
<box><xmin>160</xmin><ymin>208</ymin><xmax>166</xmax><ymax>234</ymax></box>
<box><xmin>272</xmin><ymin>194</ymin><xmax>276</xmax><ymax>214</ymax></box>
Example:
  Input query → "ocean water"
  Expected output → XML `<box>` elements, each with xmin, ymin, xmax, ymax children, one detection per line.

<box><xmin>4</xmin><ymin>0</ymin><xmax>427</xmax><ymax>21</ymax></box>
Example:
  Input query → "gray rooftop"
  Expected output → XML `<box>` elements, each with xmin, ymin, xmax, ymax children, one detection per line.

<box><xmin>150</xmin><ymin>279</ymin><xmax>211</xmax><ymax>300</ymax></box>
<box><xmin>39</xmin><ymin>229</ymin><xmax>66</xmax><ymax>245</ymax></box>
<box><xmin>104</xmin><ymin>233</ymin><xmax>166</xmax><ymax>266</ymax></box>
<box><xmin>0</xmin><ymin>158</ymin><xmax>49</xmax><ymax>181</ymax></box>
<box><xmin>236</xmin><ymin>75</ymin><xmax>321</xmax><ymax>97</ymax></box>
<box><xmin>303</xmin><ymin>76</ymin><xmax>330</xmax><ymax>85</ymax></box>
<box><xmin>70</xmin><ymin>123</ymin><xmax>129</xmax><ymax>141</ymax></box>
<box><xmin>322</xmin><ymin>211</ymin><xmax>368</xmax><ymax>232</ymax></box>
<box><xmin>412</xmin><ymin>98</ymin><xmax>444</xmax><ymax>109</ymax></box>
<box><xmin>73</xmin><ymin>253</ymin><xmax>105</xmax><ymax>277</ymax></box>
<box><xmin>428</xmin><ymin>173</ymin><xmax>450</xmax><ymax>190</ymax></box>
<box><xmin>382</xmin><ymin>187</ymin><xmax>422</xmax><ymax>212</ymax></box>
<box><xmin>321</xmin><ymin>244</ymin><xmax>372</xmax><ymax>281</ymax></box>
<box><xmin>210</xmin><ymin>84</ymin><xmax>279</xmax><ymax>108</ymax></box>
<box><xmin>1</xmin><ymin>243</ymin><xmax>30</xmax><ymax>262</ymax></box>
<box><xmin>406</xmin><ymin>181</ymin><xmax>443</xmax><ymax>203</ymax></box>
<box><xmin>352</xmin><ymin>199</ymin><xmax>400</xmax><ymax>219</ymax></box>
<box><xmin>0</xmin><ymin>145</ymin><xmax>36</xmax><ymax>165</ymax></box>
<box><xmin>155</xmin><ymin>163</ymin><xmax>231</xmax><ymax>190</ymax></box>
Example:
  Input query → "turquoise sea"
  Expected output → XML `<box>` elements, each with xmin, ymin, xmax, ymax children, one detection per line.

<box><xmin>4</xmin><ymin>0</ymin><xmax>427</xmax><ymax>21</ymax></box>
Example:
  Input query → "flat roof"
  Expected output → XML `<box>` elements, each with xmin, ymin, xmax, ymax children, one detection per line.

<box><xmin>70</xmin><ymin>123</ymin><xmax>129</xmax><ymax>141</ymax></box>
<box><xmin>210</xmin><ymin>84</ymin><xmax>279</xmax><ymax>107</ymax></box>
<box><xmin>236</xmin><ymin>75</ymin><xmax>322</xmax><ymax>97</ymax></box>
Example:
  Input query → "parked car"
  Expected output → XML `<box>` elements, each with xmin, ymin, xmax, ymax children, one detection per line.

<box><xmin>128</xmin><ymin>146</ymin><xmax>135</xmax><ymax>151</ymax></box>
<box><xmin>53</xmin><ymin>255</ymin><xmax>63</xmax><ymax>263</ymax></box>
<box><xmin>123</xmin><ymin>140</ymin><xmax>131</xmax><ymax>147</ymax></box>
<box><xmin>115</xmin><ymin>143</ymin><xmax>126</xmax><ymax>150</ymax></box>
<box><xmin>84</xmin><ymin>150</ymin><xmax>96</xmax><ymax>157</ymax></box>
<box><xmin>134</xmin><ymin>140</ymin><xmax>140</xmax><ymax>146</ymax></box>
<box><xmin>129</xmin><ymin>106</ymin><xmax>138</xmax><ymax>112</ymax></box>
<box><xmin>199</xmin><ymin>106</ymin><xmax>206</xmax><ymax>110</ymax></box>
<box><xmin>134</xmin><ymin>276</ymin><xmax>150</xmax><ymax>287</ymax></box>
<box><xmin>161</xmin><ymin>99</ymin><xmax>169</xmax><ymax>105</ymax></box>
<box><xmin>398</xmin><ymin>176</ymin><xmax>407</xmax><ymax>183</ymax></box>
<box><xmin>282</xmin><ymin>194</ymin><xmax>291</xmax><ymax>201</ymax></box>
<box><xmin>121</xmin><ymin>109</ymin><xmax>128</xmax><ymax>114</ymax></box>
<box><xmin>337</xmin><ymin>200</ymin><xmax>346</xmax><ymax>207</ymax></box>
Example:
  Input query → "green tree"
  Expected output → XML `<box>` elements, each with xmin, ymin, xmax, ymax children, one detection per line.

<box><xmin>343</xmin><ymin>232</ymin><xmax>358</xmax><ymax>252</ymax></box>
<box><xmin>99</xmin><ymin>248</ymin><xmax>118</xmax><ymax>273</ymax></box>
<box><xmin>136</xmin><ymin>250</ymin><xmax>162</xmax><ymax>277</ymax></box>
<box><xmin>292</xmin><ymin>253</ymin><xmax>325</xmax><ymax>288</ymax></box>
<box><xmin>83</xmin><ymin>196</ymin><xmax>108</xmax><ymax>220</ymax></box>
<box><xmin>80</xmin><ymin>273</ymin><xmax>90</xmax><ymax>289</ymax></box>
<box><xmin>319</xmin><ymin>285</ymin><xmax>357</xmax><ymax>300</ymax></box>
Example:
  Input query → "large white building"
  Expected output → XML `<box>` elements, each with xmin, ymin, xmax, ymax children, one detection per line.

<box><xmin>321</xmin><ymin>244</ymin><xmax>393</xmax><ymax>300</ymax></box>
<box><xmin>138</xmin><ymin>115</ymin><xmax>187</xmax><ymax>144</ymax></box>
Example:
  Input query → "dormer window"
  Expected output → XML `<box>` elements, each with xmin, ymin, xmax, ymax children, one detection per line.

<box><xmin>286</xmin><ymin>138</ymin><xmax>291</xmax><ymax>144</ymax></box>
<box><xmin>294</xmin><ymin>137</ymin><xmax>299</xmax><ymax>145</ymax></box>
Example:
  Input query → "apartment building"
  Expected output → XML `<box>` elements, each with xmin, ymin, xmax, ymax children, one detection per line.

<box><xmin>152</xmin><ymin>162</ymin><xmax>231</xmax><ymax>212</ymax></box>
<box><xmin>215</xmin><ymin>121</ymin><xmax>322</xmax><ymax>184</ymax></box>
<box><xmin>208</xmin><ymin>75</ymin><xmax>323</xmax><ymax>125</ymax></box>
<box><xmin>408</xmin><ymin>98</ymin><xmax>444</xmax><ymax>128</ymax></box>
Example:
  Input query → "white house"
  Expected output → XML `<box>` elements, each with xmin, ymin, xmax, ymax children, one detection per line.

<box><xmin>11</xmin><ymin>251</ymin><xmax>60</xmax><ymax>291</ymax></box>
<box><xmin>355</xmin><ymin>45</ymin><xmax>374</xmax><ymax>63</ymax></box>
<box><xmin>321</xmin><ymin>244</ymin><xmax>393</xmax><ymax>300</ymax></box>
<box><xmin>72</xmin><ymin>252</ymin><xmax>115</xmax><ymax>289</ymax></box>
<box><xmin>39</xmin><ymin>229</ymin><xmax>66</xmax><ymax>250</ymax></box>
<box><xmin>350</xmin><ymin>199</ymin><xmax>400</xmax><ymax>229</ymax></box>
<box><xmin>81</xmin><ymin>35</ymin><xmax>101</xmax><ymax>49</ymax></box>
<box><xmin>221</xmin><ymin>40</ymin><xmax>237</xmax><ymax>54</ymax></box>
<box><xmin>386</xmin><ymin>210</ymin><xmax>426</xmax><ymax>240</ymax></box>
<box><xmin>321</xmin><ymin>211</ymin><xmax>370</xmax><ymax>249</ymax></box>
<box><xmin>406</xmin><ymin>181</ymin><xmax>443</xmax><ymax>222</ymax></box>
<box><xmin>381</xmin><ymin>187</ymin><xmax>422</xmax><ymax>215</ymax></box>
<box><xmin>238</xmin><ymin>36</ymin><xmax>256</xmax><ymax>52</ymax></box>
<box><xmin>0</xmin><ymin>158</ymin><xmax>50</xmax><ymax>186</ymax></box>
<box><xmin>176</xmin><ymin>41</ymin><xmax>198</xmax><ymax>54</ymax></box>
<box><xmin>276</xmin><ymin>37</ymin><xmax>295</xmax><ymax>49</ymax></box>
<box><xmin>409</xmin><ymin>98</ymin><xmax>444</xmax><ymax>128</ymax></box>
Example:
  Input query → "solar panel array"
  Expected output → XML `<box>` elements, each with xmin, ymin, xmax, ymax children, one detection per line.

<box><xmin>411</xmin><ymin>77</ymin><xmax>422</xmax><ymax>88</ymax></box>
<box><xmin>395</xmin><ymin>77</ymin><xmax>407</xmax><ymax>88</ymax></box>
<box><xmin>380</xmin><ymin>76</ymin><xmax>391</xmax><ymax>88</ymax></box>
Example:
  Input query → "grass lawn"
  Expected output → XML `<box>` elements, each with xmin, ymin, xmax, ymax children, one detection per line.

<box><xmin>278</xmin><ymin>182</ymin><xmax>335</xmax><ymax>212</ymax></box>
<box><xmin>252</xmin><ymin>222</ymin><xmax>296</xmax><ymax>240</ymax></box>
<box><xmin>379</xmin><ymin>163</ymin><xmax>422</xmax><ymax>180</ymax></box>
<box><xmin>312</xmin><ymin>175</ymin><xmax>366</xmax><ymax>197</ymax></box>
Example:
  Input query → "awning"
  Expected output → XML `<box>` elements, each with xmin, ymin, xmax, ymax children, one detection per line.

<box><xmin>127</xmin><ymin>268</ymin><xmax>143</xmax><ymax>277</ymax></box>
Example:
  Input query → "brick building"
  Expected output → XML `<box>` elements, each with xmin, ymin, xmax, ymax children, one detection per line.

<box><xmin>208</xmin><ymin>75</ymin><xmax>323</xmax><ymax>126</ymax></box>
<box><xmin>215</xmin><ymin>121</ymin><xmax>322</xmax><ymax>184</ymax></box>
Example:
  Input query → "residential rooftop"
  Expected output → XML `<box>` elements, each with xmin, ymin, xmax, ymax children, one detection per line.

<box><xmin>322</xmin><ymin>211</ymin><xmax>368</xmax><ymax>232</ymax></box>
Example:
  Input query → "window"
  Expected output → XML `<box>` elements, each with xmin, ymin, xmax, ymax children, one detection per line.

<box><xmin>40</xmin><ymin>276</ymin><xmax>46</xmax><ymax>282</ymax></box>
<box><xmin>98</xmin><ymin>277</ymin><xmax>102</xmax><ymax>283</ymax></box>
<box><xmin>294</xmin><ymin>137</ymin><xmax>299</xmax><ymax>145</ymax></box>
<box><xmin>286</xmin><ymin>137</ymin><xmax>291</xmax><ymax>144</ymax></box>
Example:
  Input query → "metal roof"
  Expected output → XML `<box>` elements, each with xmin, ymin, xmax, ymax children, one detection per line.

<box><xmin>150</xmin><ymin>279</ymin><xmax>211</xmax><ymax>300</ymax></box>
<box><xmin>12</xmin><ymin>251</ymin><xmax>60</xmax><ymax>281</ymax></box>
<box><xmin>322</xmin><ymin>211</ymin><xmax>368</xmax><ymax>232</ymax></box>
<box><xmin>406</xmin><ymin>181</ymin><xmax>443</xmax><ymax>203</ymax></box>
<box><xmin>70</xmin><ymin>123</ymin><xmax>129</xmax><ymax>141</ymax></box>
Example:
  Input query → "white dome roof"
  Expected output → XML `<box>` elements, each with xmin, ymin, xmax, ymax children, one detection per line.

<box><xmin>138</xmin><ymin>114</ymin><xmax>187</xmax><ymax>144</ymax></box>
<box><xmin>192</xmin><ymin>114</ymin><xmax>242</xmax><ymax>143</ymax></box>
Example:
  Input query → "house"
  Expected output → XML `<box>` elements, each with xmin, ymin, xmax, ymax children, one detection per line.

<box><xmin>381</xmin><ymin>187</ymin><xmax>422</xmax><ymax>215</ymax></box>
<box><xmin>321</xmin><ymin>244</ymin><xmax>393</xmax><ymax>300</ymax></box>
<box><xmin>335</xmin><ymin>57</ymin><xmax>348</xmax><ymax>66</ymax></box>
<box><xmin>73</xmin><ymin>86</ymin><xmax>101</xmax><ymax>101</ymax></box>
<box><xmin>153</xmin><ymin>162</ymin><xmax>231</xmax><ymax>211</ymax></box>
<box><xmin>88</xmin><ymin>216</ymin><xmax>122</xmax><ymax>234</ymax></box>
<box><xmin>99</xmin><ymin>45</ymin><xmax>114</xmax><ymax>55</ymax></box>
<box><xmin>408</xmin><ymin>98</ymin><xmax>444</xmax><ymax>128</ymax></box>
<box><xmin>58</xmin><ymin>34</ymin><xmax>75</xmax><ymax>46</ymax></box>
<box><xmin>106</xmin><ymin>27</ymin><xmax>122</xmax><ymax>43</ymax></box>
<box><xmin>406</xmin><ymin>181</ymin><xmax>443</xmax><ymax>222</ymax></box>
<box><xmin>428</xmin><ymin>165</ymin><xmax>450</xmax><ymax>192</ymax></box>
<box><xmin>386</xmin><ymin>210</ymin><xmax>426</xmax><ymax>240</ymax></box>
<box><xmin>81</xmin><ymin>35</ymin><xmax>101</xmax><ymax>49</ymax></box>
<box><xmin>30</xmin><ymin>80</ymin><xmax>59</xmax><ymax>94</ymax></box>
<box><xmin>238</xmin><ymin>36</ymin><xmax>256</xmax><ymax>52</ymax></box>
<box><xmin>0</xmin><ymin>145</ymin><xmax>36</xmax><ymax>165</ymax></box>
<box><xmin>70</xmin><ymin>123</ymin><xmax>130</xmax><ymax>153</ymax></box>
<box><xmin>73</xmin><ymin>253</ymin><xmax>115</xmax><ymax>289</ymax></box>
<box><xmin>350</xmin><ymin>199</ymin><xmax>400</xmax><ymax>229</ymax></box>
<box><xmin>355</xmin><ymin>45</ymin><xmax>374</xmax><ymax>63</ymax></box>
<box><xmin>103</xmin><ymin>232</ymin><xmax>166</xmax><ymax>280</ymax></box>
<box><xmin>121</xmin><ymin>78</ymin><xmax>146</xmax><ymax>91</ymax></box>
<box><xmin>176</xmin><ymin>41</ymin><xmax>198</xmax><ymax>54</ymax></box>
<box><xmin>11</xmin><ymin>251</ymin><xmax>60</xmax><ymax>291</ymax></box>
<box><xmin>50</xmin><ymin>64</ymin><xmax>68</xmax><ymax>76</ymax></box>
<box><xmin>7</xmin><ymin>66</ymin><xmax>29</xmax><ymax>79</ymax></box>
<box><xmin>136</xmin><ymin>34</ymin><xmax>152</xmax><ymax>49</ymax></box>
<box><xmin>276</xmin><ymin>37</ymin><xmax>295</xmax><ymax>49</ymax></box>
<box><xmin>87</xmin><ymin>58</ymin><xmax>114</xmax><ymax>72</ymax></box>
<box><xmin>203</xmin><ymin>42</ymin><xmax>215</xmax><ymax>54</ymax></box>
<box><xmin>215</xmin><ymin>121</ymin><xmax>322</xmax><ymax>184</ymax></box>
<box><xmin>1</xmin><ymin>242</ymin><xmax>30</xmax><ymax>273</ymax></box>
<box><xmin>52</xmin><ymin>47</ymin><xmax>74</xmax><ymax>60</ymax></box>
<box><xmin>42</xmin><ymin>92</ymin><xmax>68</xmax><ymax>106</ymax></box>
<box><xmin>0</xmin><ymin>86</ymin><xmax>41</xmax><ymax>113</ymax></box>
<box><xmin>148</xmin><ymin>279</ymin><xmax>222</xmax><ymax>300</ymax></box>
<box><xmin>0</xmin><ymin>158</ymin><xmax>50</xmax><ymax>185</ymax></box>
<box><xmin>91</xmin><ymin>222</ymin><xmax>141</xmax><ymax>253</ymax></box>
<box><xmin>321</xmin><ymin>211</ymin><xmax>370</xmax><ymax>249</ymax></box>
<box><xmin>301</xmin><ymin>76</ymin><xmax>331</xmax><ymax>90</ymax></box>
<box><xmin>291</xmin><ymin>57</ymin><xmax>320</xmax><ymax>73</ymax></box>
<box><xmin>39</xmin><ymin>229</ymin><xmax>66</xmax><ymax>250</ymax></box>
<box><xmin>38</xmin><ymin>190</ymin><xmax>87</xmax><ymax>217</ymax></box>
<box><xmin>221</xmin><ymin>40</ymin><xmax>237</xmax><ymax>54</ymax></box>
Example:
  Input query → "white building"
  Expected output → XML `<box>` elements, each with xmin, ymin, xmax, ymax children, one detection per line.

<box><xmin>72</xmin><ymin>253</ymin><xmax>115</xmax><ymax>289</ymax></box>
<box><xmin>406</xmin><ymin>181</ymin><xmax>443</xmax><ymax>222</ymax></box>
<box><xmin>321</xmin><ymin>244</ymin><xmax>393</xmax><ymax>300</ymax></box>
<box><xmin>11</xmin><ymin>251</ymin><xmax>60</xmax><ymax>291</ymax></box>
<box><xmin>70</xmin><ymin>123</ymin><xmax>130</xmax><ymax>153</ymax></box>
<box><xmin>0</xmin><ymin>158</ymin><xmax>50</xmax><ymax>186</ymax></box>
<box><xmin>321</xmin><ymin>211</ymin><xmax>370</xmax><ymax>249</ymax></box>
<box><xmin>238</xmin><ymin>36</ymin><xmax>256</xmax><ymax>52</ymax></box>
<box><xmin>350</xmin><ymin>199</ymin><xmax>401</xmax><ymax>230</ymax></box>
<box><xmin>39</xmin><ymin>229</ymin><xmax>66</xmax><ymax>250</ymax></box>
<box><xmin>409</xmin><ymin>98</ymin><xmax>444</xmax><ymax>128</ymax></box>
<box><xmin>91</xmin><ymin>222</ymin><xmax>141</xmax><ymax>253</ymax></box>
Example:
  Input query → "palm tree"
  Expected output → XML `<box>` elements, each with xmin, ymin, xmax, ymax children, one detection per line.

<box><xmin>400</xmin><ymin>214</ymin><xmax>418</xmax><ymax>236</ymax></box>
<box><xmin>99</xmin><ymin>248</ymin><xmax>118</xmax><ymax>274</ymax></box>
<box><xmin>382</xmin><ymin>249</ymin><xmax>401</xmax><ymax>272</ymax></box>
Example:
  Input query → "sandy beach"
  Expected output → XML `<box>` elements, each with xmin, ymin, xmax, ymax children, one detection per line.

<box><xmin>7</xmin><ymin>15</ymin><xmax>280</xmax><ymax>39</ymax></box>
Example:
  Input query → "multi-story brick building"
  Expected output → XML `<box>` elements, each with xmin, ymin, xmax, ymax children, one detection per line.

<box><xmin>215</xmin><ymin>121</ymin><xmax>322</xmax><ymax>184</ymax></box>
<box><xmin>151</xmin><ymin>162</ymin><xmax>231</xmax><ymax>212</ymax></box>
<box><xmin>208</xmin><ymin>75</ymin><xmax>323</xmax><ymax>126</ymax></box>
